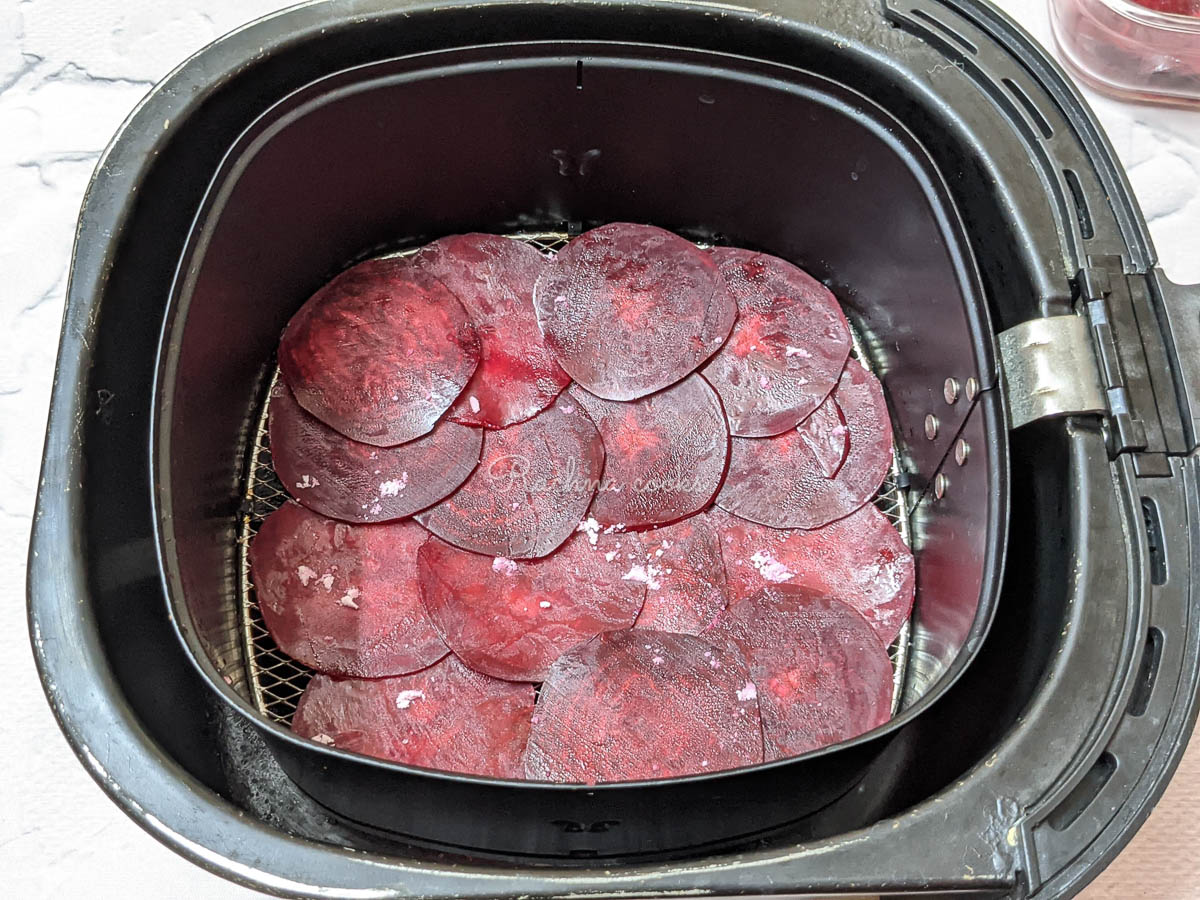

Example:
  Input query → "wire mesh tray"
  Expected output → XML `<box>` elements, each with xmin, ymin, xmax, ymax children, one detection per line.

<box><xmin>236</xmin><ymin>232</ymin><xmax>913</xmax><ymax>726</ymax></box>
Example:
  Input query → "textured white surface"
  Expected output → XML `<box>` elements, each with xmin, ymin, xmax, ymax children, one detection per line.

<box><xmin>0</xmin><ymin>1</ymin><xmax>1196</xmax><ymax>898</ymax></box>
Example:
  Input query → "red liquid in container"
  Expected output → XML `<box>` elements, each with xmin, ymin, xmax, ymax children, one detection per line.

<box><xmin>1131</xmin><ymin>1</ymin><xmax>1199</xmax><ymax>15</ymax></box>
<box><xmin>1050</xmin><ymin>0</ymin><xmax>1200</xmax><ymax>107</ymax></box>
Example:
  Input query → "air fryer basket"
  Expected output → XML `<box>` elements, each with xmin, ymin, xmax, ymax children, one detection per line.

<box><xmin>153</xmin><ymin>43</ymin><xmax>1005</xmax><ymax>858</ymax></box>
<box><xmin>29</xmin><ymin>0</ymin><xmax>1200</xmax><ymax>896</ymax></box>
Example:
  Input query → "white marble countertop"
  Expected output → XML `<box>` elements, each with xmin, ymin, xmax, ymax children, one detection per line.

<box><xmin>2</xmin><ymin>1</ymin><xmax>1197</xmax><ymax>897</ymax></box>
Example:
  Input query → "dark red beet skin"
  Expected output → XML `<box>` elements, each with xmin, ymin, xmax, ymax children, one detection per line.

<box><xmin>569</xmin><ymin>375</ymin><xmax>730</xmax><ymax>529</ymax></box>
<box><xmin>417</xmin><ymin>531</ymin><xmax>645</xmax><ymax>681</ymax></box>
<box><xmin>717</xmin><ymin>357</ymin><xmax>892</xmax><ymax>529</ymax></box>
<box><xmin>292</xmin><ymin>655</ymin><xmax>535</xmax><ymax>778</ymax></box>
<box><xmin>630</xmin><ymin>517</ymin><xmax>730</xmax><ymax>636</ymax></box>
<box><xmin>416</xmin><ymin>394</ymin><xmax>605</xmax><ymax>559</ymax></box>
<box><xmin>278</xmin><ymin>257</ymin><xmax>480</xmax><ymax>447</ymax></box>
<box><xmin>708</xmin><ymin>587</ymin><xmax>893</xmax><ymax>760</ymax></box>
<box><xmin>411</xmin><ymin>234</ymin><xmax>571</xmax><ymax>428</ymax></box>
<box><xmin>711</xmin><ymin>504</ymin><xmax>914</xmax><ymax>646</ymax></box>
<box><xmin>248</xmin><ymin>503</ymin><xmax>448</xmax><ymax>677</ymax></box>
<box><xmin>534</xmin><ymin>223</ymin><xmax>736</xmax><ymax>401</ymax></box>
<box><xmin>523</xmin><ymin>629</ymin><xmax>763</xmax><ymax>783</ymax></box>
<box><xmin>268</xmin><ymin>381</ymin><xmax>482</xmax><ymax>523</ymax></box>
<box><xmin>702</xmin><ymin>249</ymin><xmax>852</xmax><ymax>437</ymax></box>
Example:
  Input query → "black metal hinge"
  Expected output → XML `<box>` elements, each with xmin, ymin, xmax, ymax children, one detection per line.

<box><xmin>998</xmin><ymin>260</ymin><xmax>1187</xmax><ymax>477</ymax></box>
<box><xmin>1078</xmin><ymin>257</ymin><xmax>1186</xmax><ymax>476</ymax></box>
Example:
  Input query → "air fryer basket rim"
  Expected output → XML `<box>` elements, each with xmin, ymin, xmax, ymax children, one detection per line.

<box><xmin>28</xmin><ymin>0</ymin><xmax>1200</xmax><ymax>896</ymax></box>
<box><xmin>150</xmin><ymin>40</ymin><xmax>1006</xmax><ymax>793</ymax></box>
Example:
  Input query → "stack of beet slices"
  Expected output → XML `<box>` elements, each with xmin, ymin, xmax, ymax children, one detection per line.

<box><xmin>249</xmin><ymin>225</ymin><xmax>915</xmax><ymax>784</ymax></box>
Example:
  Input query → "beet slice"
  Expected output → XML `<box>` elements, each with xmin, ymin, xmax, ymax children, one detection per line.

<box><xmin>292</xmin><ymin>655</ymin><xmax>534</xmax><ymax>778</ymax></box>
<box><xmin>569</xmin><ymin>375</ymin><xmax>729</xmax><ymax>529</ymax></box>
<box><xmin>417</xmin><ymin>531</ymin><xmax>646</xmax><ymax>681</ymax></box>
<box><xmin>416</xmin><ymin>395</ymin><xmax>604</xmax><ymax>558</ymax></box>
<box><xmin>708</xmin><ymin>587</ymin><xmax>893</xmax><ymax>760</ymax></box>
<box><xmin>411</xmin><ymin>234</ymin><xmax>570</xmax><ymax>428</ymax></box>
<box><xmin>523</xmin><ymin>629</ymin><xmax>763</xmax><ymax>783</ymax></box>
<box><xmin>278</xmin><ymin>257</ymin><xmax>480</xmax><ymax>447</ymax></box>
<box><xmin>630</xmin><ymin>517</ymin><xmax>729</xmax><ymax>635</ymax></box>
<box><xmin>534</xmin><ymin>223</ymin><xmax>736</xmax><ymax>401</ymax></box>
<box><xmin>268</xmin><ymin>381</ymin><xmax>482</xmax><ymax>523</ymax></box>
<box><xmin>248</xmin><ymin>502</ymin><xmax>448</xmax><ymax>677</ymax></box>
<box><xmin>711</xmin><ymin>504</ymin><xmax>914</xmax><ymax>645</ymax></box>
<box><xmin>717</xmin><ymin>358</ymin><xmax>892</xmax><ymax>529</ymax></box>
<box><xmin>701</xmin><ymin>248</ymin><xmax>852</xmax><ymax>437</ymax></box>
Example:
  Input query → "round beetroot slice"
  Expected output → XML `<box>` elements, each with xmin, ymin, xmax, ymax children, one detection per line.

<box><xmin>569</xmin><ymin>375</ymin><xmax>729</xmax><ymax>529</ymax></box>
<box><xmin>268</xmin><ymin>381</ymin><xmax>482</xmax><ymax>523</ymax></box>
<box><xmin>292</xmin><ymin>656</ymin><xmax>534</xmax><ymax>778</ymax></box>
<box><xmin>523</xmin><ymin>629</ymin><xmax>763</xmax><ymax>783</ymax></box>
<box><xmin>708</xmin><ymin>587</ymin><xmax>892</xmax><ymax>760</ymax></box>
<box><xmin>534</xmin><ymin>223</ymin><xmax>736</xmax><ymax>401</ymax></box>
<box><xmin>717</xmin><ymin>358</ymin><xmax>892</xmax><ymax>529</ymax></box>
<box><xmin>701</xmin><ymin>248</ymin><xmax>852</xmax><ymax>437</ymax></box>
<box><xmin>417</xmin><ymin>530</ymin><xmax>646</xmax><ymax>682</ymax></box>
<box><xmin>248</xmin><ymin>503</ymin><xmax>448</xmax><ymax>677</ymax></box>
<box><xmin>415</xmin><ymin>394</ymin><xmax>604</xmax><ymax>558</ymax></box>
<box><xmin>710</xmin><ymin>504</ymin><xmax>914</xmax><ymax>645</ymax></box>
<box><xmin>278</xmin><ymin>257</ymin><xmax>480</xmax><ymax>447</ymax></box>
<box><xmin>411</xmin><ymin>234</ymin><xmax>570</xmax><ymax>428</ymax></box>
<box><xmin>630</xmin><ymin>517</ymin><xmax>729</xmax><ymax>635</ymax></box>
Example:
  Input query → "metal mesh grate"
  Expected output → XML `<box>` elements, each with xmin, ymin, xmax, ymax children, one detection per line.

<box><xmin>237</xmin><ymin>231</ymin><xmax>913</xmax><ymax>726</ymax></box>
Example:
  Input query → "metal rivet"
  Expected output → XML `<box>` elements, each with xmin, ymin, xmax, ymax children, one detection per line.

<box><xmin>944</xmin><ymin>378</ymin><xmax>960</xmax><ymax>405</ymax></box>
<box><xmin>934</xmin><ymin>473</ymin><xmax>950</xmax><ymax>500</ymax></box>
<box><xmin>955</xmin><ymin>439</ymin><xmax>970</xmax><ymax>466</ymax></box>
<box><xmin>965</xmin><ymin>376</ymin><xmax>979</xmax><ymax>402</ymax></box>
<box><xmin>925</xmin><ymin>414</ymin><xmax>939</xmax><ymax>441</ymax></box>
